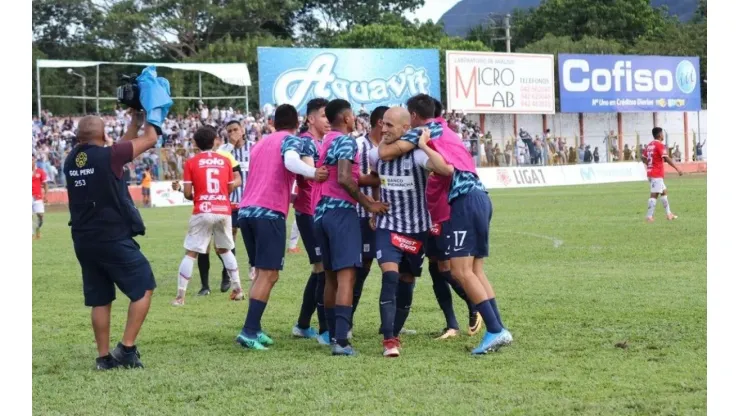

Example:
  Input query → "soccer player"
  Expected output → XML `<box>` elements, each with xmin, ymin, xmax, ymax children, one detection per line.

<box><xmin>350</xmin><ymin>105</ymin><xmax>388</xmax><ymax>336</ymax></box>
<box><xmin>32</xmin><ymin>156</ymin><xmax>48</xmax><ymax>240</ymax></box>
<box><xmin>642</xmin><ymin>127</ymin><xmax>683</xmax><ymax>222</ymax></box>
<box><xmin>190</xmin><ymin>130</ymin><xmax>242</xmax><ymax>295</ymax></box>
<box><xmin>215</xmin><ymin>120</ymin><xmax>252</xmax><ymax>293</ymax></box>
<box><xmin>313</xmin><ymin>99</ymin><xmax>388</xmax><ymax>356</ymax></box>
<box><xmin>64</xmin><ymin>112</ymin><xmax>157</xmax><ymax>369</ymax></box>
<box><xmin>291</xmin><ymin>98</ymin><xmax>331</xmax><ymax>342</ymax></box>
<box><xmin>429</xmin><ymin>99</ymin><xmax>481</xmax><ymax>339</ymax></box>
<box><xmin>385</xmin><ymin>94</ymin><xmax>512</xmax><ymax>355</ymax></box>
<box><xmin>171</xmin><ymin>127</ymin><xmax>244</xmax><ymax>306</ymax></box>
<box><xmin>236</xmin><ymin>104</ymin><xmax>328</xmax><ymax>351</ymax></box>
<box><xmin>378</xmin><ymin>97</ymin><xmax>481</xmax><ymax>339</ymax></box>
<box><xmin>370</xmin><ymin>106</ymin><xmax>435</xmax><ymax>357</ymax></box>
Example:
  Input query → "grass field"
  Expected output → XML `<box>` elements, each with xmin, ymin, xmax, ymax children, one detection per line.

<box><xmin>32</xmin><ymin>176</ymin><xmax>707</xmax><ymax>415</ymax></box>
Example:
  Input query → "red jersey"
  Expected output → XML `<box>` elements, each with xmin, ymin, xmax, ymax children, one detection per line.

<box><xmin>32</xmin><ymin>168</ymin><xmax>47</xmax><ymax>200</ymax></box>
<box><xmin>183</xmin><ymin>151</ymin><xmax>234</xmax><ymax>215</ymax></box>
<box><xmin>642</xmin><ymin>140</ymin><xmax>667</xmax><ymax>178</ymax></box>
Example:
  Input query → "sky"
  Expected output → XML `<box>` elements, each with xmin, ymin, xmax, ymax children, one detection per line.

<box><xmin>406</xmin><ymin>0</ymin><xmax>462</xmax><ymax>23</ymax></box>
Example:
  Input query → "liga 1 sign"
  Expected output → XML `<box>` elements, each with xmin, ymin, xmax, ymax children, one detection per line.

<box><xmin>477</xmin><ymin>162</ymin><xmax>647</xmax><ymax>189</ymax></box>
<box><xmin>258</xmin><ymin>47</ymin><xmax>441</xmax><ymax>114</ymax></box>
<box><xmin>445</xmin><ymin>51</ymin><xmax>555</xmax><ymax>114</ymax></box>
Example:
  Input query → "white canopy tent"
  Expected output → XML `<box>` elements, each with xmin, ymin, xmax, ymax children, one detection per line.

<box><xmin>35</xmin><ymin>60</ymin><xmax>252</xmax><ymax>116</ymax></box>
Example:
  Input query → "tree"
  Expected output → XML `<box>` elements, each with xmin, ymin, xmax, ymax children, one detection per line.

<box><xmin>181</xmin><ymin>35</ymin><xmax>294</xmax><ymax>113</ymax></box>
<box><xmin>96</xmin><ymin>0</ymin><xmax>298</xmax><ymax>60</ymax></box>
<box><xmin>328</xmin><ymin>22</ymin><xmax>491</xmax><ymax>102</ymax></box>
<box><xmin>293</xmin><ymin>0</ymin><xmax>424</xmax><ymax>32</ymax></box>
<box><xmin>519</xmin><ymin>34</ymin><xmax>625</xmax><ymax>110</ymax></box>
<box><xmin>33</xmin><ymin>0</ymin><xmax>103</xmax><ymax>55</ymax></box>
<box><xmin>510</xmin><ymin>0</ymin><xmax>674</xmax><ymax>50</ymax></box>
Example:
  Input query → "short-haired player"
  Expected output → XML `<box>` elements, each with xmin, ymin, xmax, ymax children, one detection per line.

<box><xmin>32</xmin><ymin>156</ymin><xmax>48</xmax><ymax>240</ymax></box>
<box><xmin>641</xmin><ymin>127</ymin><xmax>683</xmax><ymax>222</ymax></box>
<box><xmin>171</xmin><ymin>127</ymin><xmax>244</xmax><ymax>306</ymax></box>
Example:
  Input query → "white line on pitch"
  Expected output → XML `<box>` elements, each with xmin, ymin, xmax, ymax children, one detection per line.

<box><xmin>511</xmin><ymin>231</ymin><xmax>564</xmax><ymax>248</ymax></box>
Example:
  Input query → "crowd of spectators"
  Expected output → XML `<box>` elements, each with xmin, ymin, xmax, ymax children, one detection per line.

<box><xmin>32</xmin><ymin>104</ymin><xmax>705</xmax><ymax>188</ymax></box>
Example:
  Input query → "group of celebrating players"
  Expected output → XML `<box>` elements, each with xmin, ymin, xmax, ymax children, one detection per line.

<box><xmin>174</xmin><ymin>93</ymin><xmax>513</xmax><ymax>356</ymax></box>
<box><xmin>51</xmin><ymin>90</ymin><xmax>683</xmax><ymax>368</ymax></box>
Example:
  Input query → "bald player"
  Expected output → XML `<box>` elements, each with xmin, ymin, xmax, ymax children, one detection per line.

<box><xmin>64</xmin><ymin>112</ymin><xmax>158</xmax><ymax>369</ymax></box>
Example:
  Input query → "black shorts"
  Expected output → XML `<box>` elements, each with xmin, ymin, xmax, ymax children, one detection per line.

<box><xmin>73</xmin><ymin>238</ymin><xmax>156</xmax><ymax>307</ymax></box>
<box><xmin>239</xmin><ymin>216</ymin><xmax>286</xmax><ymax>270</ymax></box>
<box><xmin>231</xmin><ymin>209</ymin><xmax>239</xmax><ymax>229</ymax></box>
<box><xmin>425</xmin><ymin>221</ymin><xmax>450</xmax><ymax>261</ymax></box>
<box><xmin>296</xmin><ymin>212</ymin><xmax>322</xmax><ymax>264</ymax></box>
<box><xmin>448</xmin><ymin>190</ymin><xmax>492</xmax><ymax>259</ymax></box>
<box><xmin>359</xmin><ymin>217</ymin><xmax>376</xmax><ymax>261</ymax></box>
<box><xmin>142</xmin><ymin>187</ymin><xmax>151</xmax><ymax>197</ymax></box>
<box><xmin>376</xmin><ymin>229</ymin><xmax>427</xmax><ymax>277</ymax></box>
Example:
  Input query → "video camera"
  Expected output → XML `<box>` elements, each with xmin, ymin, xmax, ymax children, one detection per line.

<box><xmin>116</xmin><ymin>73</ymin><xmax>144</xmax><ymax>111</ymax></box>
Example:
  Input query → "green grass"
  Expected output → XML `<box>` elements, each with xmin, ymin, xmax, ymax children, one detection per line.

<box><xmin>32</xmin><ymin>176</ymin><xmax>707</xmax><ymax>416</ymax></box>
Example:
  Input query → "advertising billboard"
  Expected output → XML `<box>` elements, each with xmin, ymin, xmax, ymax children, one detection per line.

<box><xmin>258</xmin><ymin>47</ymin><xmax>441</xmax><ymax>114</ymax></box>
<box><xmin>558</xmin><ymin>54</ymin><xmax>702</xmax><ymax>112</ymax></box>
<box><xmin>446</xmin><ymin>51</ymin><xmax>556</xmax><ymax>114</ymax></box>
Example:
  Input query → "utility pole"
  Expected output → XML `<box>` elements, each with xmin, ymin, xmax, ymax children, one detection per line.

<box><xmin>505</xmin><ymin>14</ymin><xmax>511</xmax><ymax>53</ymax></box>
<box><xmin>487</xmin><ymin>14</ymin><xmax>513</xmax><ymax>52</ymax></box>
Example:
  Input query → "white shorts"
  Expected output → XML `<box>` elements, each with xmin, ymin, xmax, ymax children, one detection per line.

<box><xmin>32</xmin><ymin>199</ymin><xmax>45</xmax><ymax>214</ymax></box>
<box><xmin>649</xmin><ymin>178</ymin><xmax>667</xmax><ymax>194</ymax></box>
<box><xmin>183</xmin><ymin>213</ymin><xmax>234</xmax><ymax>254</ymax></box>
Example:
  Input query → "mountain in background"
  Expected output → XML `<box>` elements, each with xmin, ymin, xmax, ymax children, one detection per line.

<box><xmin>438</xmin><ymin>0</ymin><xmax>698</xmax><ymax>37</ymax></box>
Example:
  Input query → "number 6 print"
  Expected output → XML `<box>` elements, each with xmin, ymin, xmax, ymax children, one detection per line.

<box><xmin>206</xmin><ymin>168</ymin><xmax>220</xmax><ymax>193</ymax></box>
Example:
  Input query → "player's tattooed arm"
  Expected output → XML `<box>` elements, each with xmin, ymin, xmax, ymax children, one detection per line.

<box><xmin>338</xmin><ymin>160</ymin><xmax>388</xmax><ymax>214</ymax></box>
<box><xmin>338</xmin><ymin>159</ymin><xmax>365</xmax><ymax>204</ymax></box>
<box><xmin>359</xmin><ymin>172</ymin><xmax>380</xmax><ymax>187</ymax></box>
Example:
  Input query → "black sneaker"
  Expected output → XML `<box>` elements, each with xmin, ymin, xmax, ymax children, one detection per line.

<box><xmin>197</xmin><ymin>288</ymin><xmax>211</xmax><ymax>296</ymax></box>
<box><xmin>95</xmin><ymin>354</ymin><xmax>121</xmax><ymax>370</ymax></box>
<box><xmin>220</xmin><ymin>279</ymin><xmax>231</xmax><ymax>293</ymax></box>
<box><xmin>110</xmin><ymin>343</ymin><xmax>144</xmax><ymax>369</ymax></box>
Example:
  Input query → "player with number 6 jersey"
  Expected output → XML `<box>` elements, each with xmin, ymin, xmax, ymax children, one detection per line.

<box><xmin>172</xmin><ymin>126</ymin><xmax>244</xmax><ymax>306</ymax></box>
<box><xmin>641</xmin><ymin>127</ymin><xmax>683</xmax><ymax>222</ymax></box>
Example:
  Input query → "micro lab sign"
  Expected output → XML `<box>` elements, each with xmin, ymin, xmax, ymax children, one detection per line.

<box><xmin>558</xmin><ymin>54</ymin><xmax>701</xmax><ymax>113</ymax></box>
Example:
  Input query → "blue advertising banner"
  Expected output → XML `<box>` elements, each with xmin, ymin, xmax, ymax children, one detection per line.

<box><xmin>558</xmin><ymin>54</ymin><xmax>702</xmax><ymax>113</ymax></box>
<box><xmin>257</xmin><ymin>47</ymin><xmax>441</xmax><ymax>114</ymax></box>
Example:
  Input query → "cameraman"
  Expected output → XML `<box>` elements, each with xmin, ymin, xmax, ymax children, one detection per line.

<box><xmin>63</xmin><ymin>111</ymin><xmax>158</xmax><ymax>370</ymax></box>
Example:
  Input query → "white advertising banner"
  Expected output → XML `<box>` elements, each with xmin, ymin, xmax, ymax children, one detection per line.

<box><xmin>478</xmin><ymin>162</ymin><xmax>647</xmax><ymax>189</ymax></box>
<box><xmin>151</xmin><ymin>181</ymin><xmax>192</xmax><ymax>208</ymax></box>
<box><xmin>446</xmin><ymin>51</ymin><xmax>556</xmax><ymax>114</ymax></box>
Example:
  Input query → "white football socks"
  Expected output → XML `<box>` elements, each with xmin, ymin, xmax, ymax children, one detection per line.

<box><xmin>289</xmin><ymin>221</ymin><xmax>300</xmax><ymax>249</ymax></box>
<box><xmin>647</xmin><ymin>198</ymin><xmax>657</xmax><ymax>218</ymax></box>
<box><xmin>220</xmin><ymin>251</ymin><xmax>242</xmax><ymax>290</ymax></box>
<box><xmin>178</xmin><ymin>256</ymin><xmax>195</xmax><ymax>294</ymax></box>
<box><xmin>660</xmin><ymin>195</ymin><xmax>671</xmax><ymax>215</ymax></box>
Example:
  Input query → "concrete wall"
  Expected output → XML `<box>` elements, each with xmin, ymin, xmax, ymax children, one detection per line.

<box><xmin>481</xmin><ymin>110</ymin><xmax>708</xmax><ymax>160</ymax></box>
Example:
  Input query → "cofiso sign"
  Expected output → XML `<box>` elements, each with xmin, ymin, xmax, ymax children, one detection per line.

<box><xmin>558</xmin><ymin>54</ymin><xmax>701</xmax><ymax>113</ymax></box>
